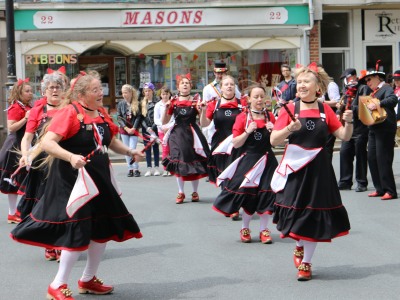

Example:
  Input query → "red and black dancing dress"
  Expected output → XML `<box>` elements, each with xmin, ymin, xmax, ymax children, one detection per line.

<box><xmin>213</xmin><ymin>110</ymin><xmax>278</xmax><ymax>216</ymax></box>
<box><xmin>162</xmin><ymin>99</ymin><xmax>210</xmax><ymax>181</ymax></box>
<box><xmin>272</xmin><ymin>102</ymin><xmax>350</xmax><ymax>242</ymax></box>
<box><xmin>17</xmin><ymin>101</ymin><xmax>58</xmax><ymax>218</ymax></box>
<box><xmin>11</xmin><ymin>102</ymin><xmax>142</xmax><ymax>250</ymax></box>
<box><xmin>206</xmin><ymin>98</ymin><xmax>246</xmax><ymax>185</ymax></box>
<box><xmin>0</xmin><ymin>101</ymin><xmax>31</xmax><ymax>194</ymax></box>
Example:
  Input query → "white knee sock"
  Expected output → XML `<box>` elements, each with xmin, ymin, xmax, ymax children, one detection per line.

<box><xmin>80</xmin><ymin>241</ymin><xmax>107</xmax><ymax>282</ymax></box>
<box><xmin>302</xmin><ymin>240</ymin><xmax>317</xmax><ymax>264</ymax></box>
<box><xmin>242</xmin><ymin>212</ymin><xmax>252</xmax><ymax>229</ymax></box>
<box><xmin>296</xmin><ymin>240</ymin><xmax>304</xmax><ymax>247</ymax></box>
<box><xmin>191</xmin><ymin>180</ymin><xmax>199</xmax><ymax>193</ymax></box>
<box><xmin>8</xmin><ymin>194</ymin><xmax>18</xmax><ymax>215</ymax></box>
<box><xmin>259</xmin><ymin>214</ymin><xmax>270</xmax><ymax>231</ymax></box>
<box><xmin>176</xmin><ymin>177</ymin><xmax>185</xmax><ymax>193</ymax></box>
<box><xmin>51</xmin><ymin>250</ymin><xmax>81</xmax><ymax>289</ymax></box>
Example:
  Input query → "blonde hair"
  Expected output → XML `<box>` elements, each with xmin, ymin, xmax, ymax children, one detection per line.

<box><xmin>140</xmin><ymin>87</ymin><xmax>155</xmax><ymax>117</ymax></box>
<box><xmin>294</xmin><ymin>64</ymin><xmax>331</xmax><ymax>95</ymax></box>
<box><xmin>122</xmin><ymin>84</ymin><xmax>139</xmax><ymax>115</ymax></box>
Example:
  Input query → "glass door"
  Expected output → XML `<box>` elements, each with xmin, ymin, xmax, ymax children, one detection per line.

<box><xmin>321</xmin><ymin>52</ymin><xmax>345</xmax><ymax>87</ymax></box>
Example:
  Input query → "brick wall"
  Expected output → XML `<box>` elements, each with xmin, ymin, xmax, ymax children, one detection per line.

<box><xmin>309</xmin><ymin>20</ymin><xmax>320</xmax><ymax>63</ymax></box>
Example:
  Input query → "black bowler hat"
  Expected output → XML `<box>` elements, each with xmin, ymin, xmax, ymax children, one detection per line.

<box><xmin>393</xmin><ymin>70</ymin><xmax>400</xmax><ymax>79</ymax></box>
<box><xmin>340</xmin><ymin>68</ymin><xmax>357</xmax><ymax>80</ymax></box>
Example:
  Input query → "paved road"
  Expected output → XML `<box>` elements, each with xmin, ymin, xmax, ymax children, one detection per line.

<box><xmin>1</xmin><ymin>150</ymin><xmax>400</xmax><ymax>299</ymax></box>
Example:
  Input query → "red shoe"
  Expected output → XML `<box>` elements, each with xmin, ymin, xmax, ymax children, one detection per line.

<box><xmin>297</xmin><ymin>262</ymin><xmax>312</xmax><ymax>281</ymax></box>
<box><xmin>176</xmin><ymin>193</ymin><xmax>185</xmax><ymax>204</ymax></box>
<box><xmin>78</xmin><ymin>276</ymin><xmax>114</xmax><ymax>295</ymax></box>
<box><xmin>46</xmin><ymin>284</ymin><xmax>74</xmax><ymax>300</ymax></box>
<box><xmin>240</xmin><ymin>228</ymin><xmax>251</xmax><ymax>243</ymax></box>
<box><xmin>191</xmin><ymin>192</ymin><xmax>200</xmax><ymax>202</ymax></box>
<box><xmin>381</xmin><ymin>193</ymin><xmax>397</xmax><ymax>200</ymax></box>
<box><xmin>7</xmin><ymin>213</ymin><xmax>22</xmax><ymax>224</ymax></box>
<box><xmin>259</xmin><ymin>229</ymin><xmax>273</xmax><ymax>244</ymax></box>
<box><xmin>368</xmin><ymin>191</ymin><xmax>382</xmax><ymax>197</ymax></box>
<box><xmin>45</xmin><ymin>249</ymin><xmax>57</xmax><ymax>261</ymax></box>
<box><xmin>293</xmin><ymin>246</ymin><xmax>304</xmax><ymax>268</ymax></box>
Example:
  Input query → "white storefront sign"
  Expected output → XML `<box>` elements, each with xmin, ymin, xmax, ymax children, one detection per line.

<box><xmin>364</xmin><ymin>10</ymin><xmax>400</xmax><ymax>41</ymax></box>
<box><xmin>32</xmin><ymin>7</ymin><xmax>290</xmax><ymax>29</ymax></box>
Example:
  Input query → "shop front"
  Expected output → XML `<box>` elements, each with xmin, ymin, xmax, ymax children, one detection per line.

<box><xmin>14</xmin><ymin>5</ymin><xmax>311</xmax><ymax>109</ymax></box>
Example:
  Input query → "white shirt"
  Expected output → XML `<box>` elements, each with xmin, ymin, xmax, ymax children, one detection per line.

<box><xmin>154</xmin><ymin>100</ymin><xmax>174</xmax><ymax>132</ymax></box>
<box><xmin>327</xmin><ymin>81</ymin><xmax>341</xmax><ymax>102</ymax></box>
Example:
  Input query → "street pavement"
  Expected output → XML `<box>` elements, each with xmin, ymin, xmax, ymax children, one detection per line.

<box><xmin>1</xmin><ymin>149</ymin><xmax>400</xmax><ymax>300</ymax></box>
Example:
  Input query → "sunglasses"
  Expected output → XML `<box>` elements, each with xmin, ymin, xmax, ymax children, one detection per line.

<box><xmin>365</xmin><ymin>77</ymin><xmax>373</xmax><ymax>82</ymax></box>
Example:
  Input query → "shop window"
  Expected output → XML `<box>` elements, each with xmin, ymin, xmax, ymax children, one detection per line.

<box><xmin>366</xmin><ymin>45</ymin><xmax>393</xmax><ymax>80</ymax></box>
<box><xmin>321</xmin><ymin>13</ymin><xmax>349</xmax><ymax>48</ymax></box>
<box><xmin>114</xmin><ymin>57</ymin><xmax>126</xmax><ymax>98</ymax></box>
<box><xmin>129</xmin><ymin>54</ymin><xmax>168</xmax><ymax>92</ymax></box>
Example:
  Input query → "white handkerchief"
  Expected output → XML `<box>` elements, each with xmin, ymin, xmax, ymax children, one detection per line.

<box><xmin>239</xmin><ymin>155</ymin><xmax>267</xmax><ymax>188</ymax></box>
<box><xmin>271</xmin><ymin>144</ymin><xmax>322</xmax><ymax>192</ymax></box>
<box><xmin>212</xmin><ymin>134</ymin><xmax>233</xmax><ymax>155</ymax></box>
<box><xmin>66</xmin><ymin>167</ymin><xmax>99</xmax><ymax>218</ymax></box>
<box><xmin>191</xmin><ymin>125</ymin><xmax>209</xmax><ymax>158</ymax></box>
<box><xmin>216</xmin><ymin>154</ymin><xmax>244</xmax><ymax>186</ymax></box>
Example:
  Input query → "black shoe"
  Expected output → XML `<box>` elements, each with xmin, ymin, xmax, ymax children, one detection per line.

<box><xmin>127</xmin><ymin>170</ymin><xmax>134</xmax><ymax>177</ymax></box>
<box><xmin>134</xmin><ymin>170</ymin><xmax>141</xmax><ymax>177</ymax></box>
<box><xmin>338</xmin><ymin>185</ymin><xmax>352</xmax><ymax>190</ymax></box>
<box><xmin>355</xmin><ymin>186</ymin><xmax>367</xmax><ymax>192</ymax></box>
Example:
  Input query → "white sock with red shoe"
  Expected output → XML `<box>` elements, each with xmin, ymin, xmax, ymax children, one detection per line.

<box><xmin>8</xmin><ymin>194</ymin><xmax>18</xmax><ymax>215</ymax></box>
<box><xmin>80</xmin><ymin>241</ymin><xmax>107</xmax><ymax>282</ymax></box>
<box><xmin>241</xmin><ymin>212</ymin><xmax>252</xmax><ymax>229</ymax></box>
<box><xmin>50</xmin><ymin>250</ymin><xmax>81</xmax><ymax>289</ymax></box>
<box><xmin>302</xmin><ymin>240</ymin><xmax>317</xmax><ymax>264</ymax></box>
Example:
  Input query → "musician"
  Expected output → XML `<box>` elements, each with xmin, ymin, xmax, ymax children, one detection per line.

<box><xmin>337</xmin><ymin>68</ymin><xmax>370</xmax><ymax>192</ymax></box>
<box><xmin>359</xmin><ymin>65</ymin><xmax>398</xmax><ymax>200</ymax></box>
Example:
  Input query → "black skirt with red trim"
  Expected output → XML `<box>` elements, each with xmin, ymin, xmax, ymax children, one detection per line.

<box><xmin>273</xmin><ymin>150</ymin><xmax>351</xmax><ymax>242</ymax></box>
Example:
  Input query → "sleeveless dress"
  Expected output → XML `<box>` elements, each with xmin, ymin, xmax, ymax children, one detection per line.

<box><xmin>207</xmin><ymin>98</ymin><xmax>244</xmax><ymax>184</ymax></box>
<box><xmin>272</xmin><ymin>102</ymin><xmax>350</xmax><ymax>242</ymax></box>
<box><xmin>0</xmin><ymin>101</ymin><xmax>31</xmax><ymax>194</ymax></box>
<box><xmin>213</xmin><ymin>111</ymin><xmax>278</xmax><ymax>216</ymax></box>
<box><xmin>162</xmin><ymin>99</ymin><xmax>210</xmax><ymax>181</ymax></box>
<box><xmin>11</xmin><ymin>104</ymin><xmax>142</xmax><ymax>250</ymax></box>
<box><xmin>17</xmin><ymin>104</ymin><xmax>54</xmax><ymax>219</ymax></box>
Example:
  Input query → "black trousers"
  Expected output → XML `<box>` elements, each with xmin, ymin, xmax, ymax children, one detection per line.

<box><xmin>338</xmin><ymin>131</ymin><xmax>368</xmax><ymax>188</ymax></box>
<box><xmin>368</xmin><ymin>128</ymin><xmax>397</xmax><ymax>196</ymax></box>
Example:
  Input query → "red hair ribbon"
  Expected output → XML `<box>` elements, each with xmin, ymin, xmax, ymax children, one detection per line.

<box><xmin>47</xmin><ymin>66</ymin><xmax>66</xmax><ymax>74</ymax></box>
<box><xmin>375</xmin><ymin>60</ymin><xmax>381</xmax><ymax>71</ymax></box>
<box><xmin>176</xmin><ymin>73</ymin><xmax>191</xmax><ymax>82</ymax></box>
<box><xmin>70</xmin><ymin>71</ymin><xmax>88</xmax><ymax>91</ymax></box>
<box><xmin>17</xmin><ymin>78</ymin><xmax>30</xmax><ymax>86</ymax></box>
<box><xmin>295</xmin><ymin>62</ymin><xmax>318</xmax><ymax>73</ymax></box>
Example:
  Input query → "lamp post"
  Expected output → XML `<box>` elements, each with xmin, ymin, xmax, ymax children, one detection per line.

<box><xmin>5</xmin><ymin>0</ymin><xmax>17</xmax><ymax>86</ymax></box>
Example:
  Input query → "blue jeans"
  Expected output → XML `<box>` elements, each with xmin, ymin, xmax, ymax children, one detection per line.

<box><xmin>143</xmin><ymin>139</ymin><xmax>160</xmax><ymax>168</ymax></box>
<box><xmin>120</xmin><ymin>134</ymin><xmax>139</xmax><ymax>170</ymax></box>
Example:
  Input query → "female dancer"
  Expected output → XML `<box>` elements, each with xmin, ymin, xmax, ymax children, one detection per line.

<box><xmin>154</xmin><ymin>86</ymin><xmax>174</xmax><ymax>176</ymax></box>
<box><xmin>117</xmin><ymin>84</ymin><xmax>141</xmax><ymax>177</ymax></box>
<box><xmin>11</xmin><ymin>73</ymin><xmax>144</xmax><ymax>300</ymax></box>
<box><xmin>17</xmin><ymin>73</ymin><xmax>65</xmax><ymax>261</ymax></box>
<box><xmin>359</xmin><ymin>66</ymin><xmax>398</xmax><ymax>200</ymax></box>
<box><xmin>199</xmin><ymin>75</ymin><xmax>246</xmax><ymax>185</ymax></box>
<box><xmin>0</xmin><ymin>79</ymin><xmax>33</xmax><ymax>224</ymax></box>
<box><xmin>213</xmin><ymin>84</ymin><xmax>277</xmax><ymax>244</ymax></box>
<box><xmin>140</xmin><ymin>82</ymin><xmax>161</xmax><ymax>176</ymax></box>
<box><xmin>270</xmin><ymin>63</ymin><xmax>353</xmax><ymax>281</ymax></box>
<box><xmin>162</xmin><ymin>73</ymin><xmax>210</xmax><ymax>204</ymax></box>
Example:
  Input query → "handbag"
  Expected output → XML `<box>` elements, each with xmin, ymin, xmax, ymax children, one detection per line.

<box><xmin>358</xmin><ymin>96</ymin><xmax>387</xmax><ymax>126</ymax></box>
